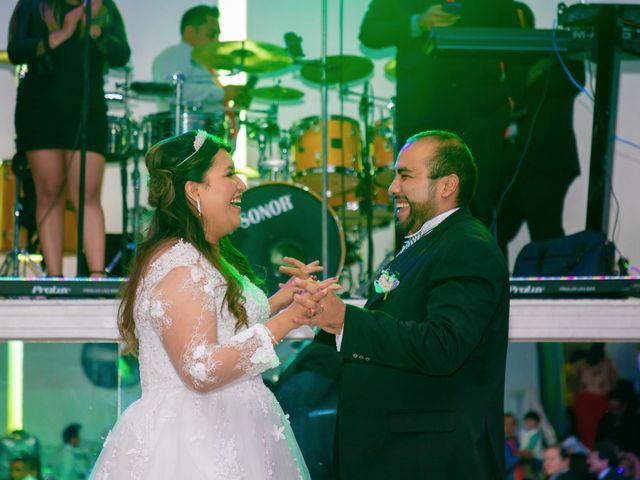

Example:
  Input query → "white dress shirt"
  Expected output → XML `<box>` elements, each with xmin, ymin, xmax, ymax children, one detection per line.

<box><xmin>152</xmin><ymin>42</ymin><xmax>224</xmax><ymax>111</ymax></box>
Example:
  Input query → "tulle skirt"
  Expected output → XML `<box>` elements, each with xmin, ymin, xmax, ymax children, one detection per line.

<box><xmin>90</xmin><ymin>377</ymin><xmax>309</xmax><ymax>479</ymax></box>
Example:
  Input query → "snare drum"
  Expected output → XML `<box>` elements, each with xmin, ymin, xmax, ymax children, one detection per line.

<box><xmin>106</xmin><ymin>116</ymin><xmax>136</xmax><ymax>162</ymax></box>
<box><xmin>231</xmin><ymin>182</ymin><xmax>345</xmax><ymax>294</ymax></box>
<box><xmin>371</xmin><ymin>117</ymin><xmax>395</xmax><ymax>188</ymax></box>
<box><xmin>291</xmin><ymin>115</ymin><xmax>362</xmax><ymax>195</ymax></box>
<box><xmin>141</xmin><ymin>111</ymin><xmax>229</xmax><ymax>152</ymax></box>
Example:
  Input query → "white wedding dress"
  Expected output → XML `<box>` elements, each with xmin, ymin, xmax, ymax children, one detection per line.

<box><xmin>90</xmin><ymin>240</ymin><xmax>309</xmax><ymax>480</ymax></box>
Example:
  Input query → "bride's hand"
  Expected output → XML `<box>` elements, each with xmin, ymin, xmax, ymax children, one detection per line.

<box><xmin>287</xmin><ymin>277</ymin><xmax>341</xmax><ymax>324</ymax></box>
<box><xmin>268</xmin><ymin>257</ymin><xmax>324</xmax><ymax>314</ymax></box>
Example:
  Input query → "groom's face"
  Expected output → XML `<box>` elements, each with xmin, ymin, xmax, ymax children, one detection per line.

<box><xmin>388</xmin><ymin>139</ymin><xmax>441</xmax><ymax>236</ymax></box>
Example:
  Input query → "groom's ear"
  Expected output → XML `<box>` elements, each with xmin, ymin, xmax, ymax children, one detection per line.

<box><xmin>440</xmin><ymin>174</ymin><xmax>459</xmax><ymax>199</ymax></box>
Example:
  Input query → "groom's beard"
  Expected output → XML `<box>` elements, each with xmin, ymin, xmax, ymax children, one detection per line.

<box><xmin>396</xmin><ymin>191</ymin><xmax>437</xmax><ymax>237</ymax></box>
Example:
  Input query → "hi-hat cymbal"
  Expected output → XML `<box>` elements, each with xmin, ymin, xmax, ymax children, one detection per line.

<box><xmin>0</xmin><ymin>51</ymin><xmax>10</xmax><ymax>64</ymax></box>
<box><xmin>253</xmin><ymin>86</ymin><xmax>304</xmax><ymax>101</ymax></box>
<box><xmin>384</xmin><ymin>58</ymin><xmax>396</xmax><ymax>79</ymax></box>
<box><xmin>300</xmin><ymin>55</ymin><xmax>374</xmax><ymax>85</ymax></box>
<box><xmin>130</xmin><ymin>81</ymin><xmax>174</xmax><ymax>97</ymax></box>
<box><xmin>192</xmin><ymin>40</ymin><xmax>293</xmax><ymax>74</ymax></box>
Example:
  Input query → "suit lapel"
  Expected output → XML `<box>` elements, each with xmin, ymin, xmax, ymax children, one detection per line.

<box><xmin>365</xmin><ymin>207</ymin><xmax>472</xmax><ymax>309</ymax></box>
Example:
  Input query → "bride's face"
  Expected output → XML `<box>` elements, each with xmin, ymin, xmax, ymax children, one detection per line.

<box><xmin>188</xmin><ymin>150</ymin><xmax>246</xmax><ymax>243</ymax></box>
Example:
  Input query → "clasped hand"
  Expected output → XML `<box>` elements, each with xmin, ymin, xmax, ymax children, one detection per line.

<box><xmin>291</xmin><ymin>277</ymin><xmax>346</xmax><ymax>335</ymax></box>
<box><xmin>269</xmin><ymin>257</ymin><xmax>324</xmax><ymax>314</ymax></box>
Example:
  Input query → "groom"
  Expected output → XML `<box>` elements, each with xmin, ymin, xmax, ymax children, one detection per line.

<box><xmin>296</xmin><ymin>130</ymin><xmax>510</xmax><ymax>479</ymax></box>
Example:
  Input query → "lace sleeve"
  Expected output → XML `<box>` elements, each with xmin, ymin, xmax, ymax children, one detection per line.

<box><xmin>147</xmin><ymin>262</ymin><xmax>280</xmax><ymax>393</ymax></box>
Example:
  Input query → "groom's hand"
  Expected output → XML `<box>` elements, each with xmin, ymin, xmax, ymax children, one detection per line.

<box><xmin>292</xmin><ymin>278</ymin><xmax>346</xmax><ymax>335</ymax></box>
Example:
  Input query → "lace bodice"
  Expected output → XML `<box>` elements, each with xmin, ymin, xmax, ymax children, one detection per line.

<box><xmin>134</xmin><ymin>240</ymin><xmax>280</xmax><ymax>393</ymax></box>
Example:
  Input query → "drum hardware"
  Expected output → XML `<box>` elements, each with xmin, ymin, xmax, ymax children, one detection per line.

<box><xmin>244</xmin><ymin>96</ymin><xmax>295</xmax><ymax>182</ymax></box>
<box><xmin>0</xmin><ymin>156</ymin><xmax>45</xmax><ymax>277</ymax></box>
<box><xmin>104</xmin><ymin>64</ymin><xmax>143</xmax><ymax>275</ymax></box>
<box><xmin>171</xmin><ymin>73</ymin><xmax>186</xmax><ymax>136</ymax></box>
<box><xmin>104</xmin><ymin>91</ymin><xmax>124</xmax><ymax>102</ymax></box>
<box><xmin>192</xmin><ymin>40</ymin><xmax>294</xmax><ymax>75</ymax></box>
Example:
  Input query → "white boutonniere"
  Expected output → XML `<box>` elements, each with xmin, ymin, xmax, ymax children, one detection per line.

<box><xmin>374</xmin><ymin>269</ymin><xmax>400</xmax><ymax>300</ymax></box>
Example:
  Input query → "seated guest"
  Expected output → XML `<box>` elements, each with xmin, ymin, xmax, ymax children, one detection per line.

<box><xmin>596</xmin><ymin>388</ymin><xmax>640</xmax><ymax>455</ymax></box>
<box><xmin>543</xmin><ymin>445</ymin><xmax>574</xmax><ymax>480</ymax></box>
<box><xmin>588</xmin><ymin>441</ymin><xmax>625</xmax><ymax>480</ymax></box>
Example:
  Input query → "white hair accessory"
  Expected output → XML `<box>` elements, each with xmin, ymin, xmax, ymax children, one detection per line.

<box><xmin>176</xmin><ymin>130</ymin><xmax>208</xmax><ymax>167</ymax></box>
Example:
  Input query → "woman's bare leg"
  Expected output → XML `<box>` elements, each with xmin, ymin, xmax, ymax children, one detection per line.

<box><xmin>66</xmin><ymin>150</ymin><xmax>106</xmax><ymax>276</ymax></box>
<box><xmin>27</xmin><ymin>149</ymin><xmax>66</xmax><ymax>276</ymax></box>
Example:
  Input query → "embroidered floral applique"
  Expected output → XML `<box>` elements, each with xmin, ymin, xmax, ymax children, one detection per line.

<box><xmin>273</xmin><ymin>424</ymin><xmax>286</xmax><ymax>441</ymax></box>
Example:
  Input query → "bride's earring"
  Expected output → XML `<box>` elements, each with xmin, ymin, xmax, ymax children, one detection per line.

<box><xmin>196</xmin><ymin>198</ymin><xmax>202</xmax><ymax>216</ymax></box>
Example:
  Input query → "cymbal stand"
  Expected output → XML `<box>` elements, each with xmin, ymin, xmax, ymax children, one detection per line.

<box><xmin>256</xmin><ymin>104</ymin><xmax>278</xmax><ymax>180</ymax></box>
<box><xmin>106</xmin><ymin>65</ymin><xmax>138</xmax><ymax>276</ymax></box>
<box><xmin>359</xmin><ymin>82</ymin><xmax>375</xmax><ymax>281</ymax></box>
<box><xmin>338</xmin><ymin>84</ymin><xmax>377</xmax><ymax>281</ymax></box>
<box><xmin>320</xmin><ymin>0</ymin><xmax>329</xmax><ymax>280</ymax></box>
<box><xmin>277</xmin><ymin>128</ymin><xmax>292</xmax><ymax>181</ymax></box>
<box><xmin>122</xmin><ymin>66</ymin><xmax>143</xmax><ymax>245</ymax></box>
<box><xmin>285</xmin><ymin>5</ymin><xmax>331</xmax><ymax>278</ymax></box>
<box><xmin>172</xmin><ymin>73</ymin><xmax>186</xmax><ymax>135</ymax></box>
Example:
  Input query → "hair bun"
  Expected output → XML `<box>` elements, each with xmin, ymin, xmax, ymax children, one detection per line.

<box><xmin>148</xmin><ymin>168</ymin><xmax>175</xmax><ymax>209</ymax></box>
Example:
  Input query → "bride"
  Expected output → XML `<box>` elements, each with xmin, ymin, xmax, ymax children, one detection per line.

<box><xmin>90</xmin><ymin>130</ymin><xmax>334</xmax><ymax>479</ymax></box>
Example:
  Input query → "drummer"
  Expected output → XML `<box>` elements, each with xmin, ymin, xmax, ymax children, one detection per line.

<box><xmin>152</xmin><ymin>5</ymin><xmax>245</xmax><ymax>111</ymax></box>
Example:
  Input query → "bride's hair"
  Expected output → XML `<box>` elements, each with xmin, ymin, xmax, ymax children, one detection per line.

<box><xmin>118</xmin><ymin>131</ymin><xmax>262</xmax><ymax>355</ymax></box>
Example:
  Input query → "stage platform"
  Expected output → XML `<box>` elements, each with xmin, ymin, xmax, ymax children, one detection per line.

<box><xmin>1</xmin><ymin>297</ymin><xmax>639</xmax><ymax>342</ymax></box>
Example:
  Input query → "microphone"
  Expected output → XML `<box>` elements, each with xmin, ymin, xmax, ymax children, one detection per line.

<box><xmin>284</xmin><ymin>32</ymin><xmax>305</xmax><ymax>59</ymax></box>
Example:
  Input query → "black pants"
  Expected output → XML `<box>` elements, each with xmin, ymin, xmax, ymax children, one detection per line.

<box><xmin>496</xmin><ymin>168</ymin><xmax>576</xmax><ymax>258</ymax></box>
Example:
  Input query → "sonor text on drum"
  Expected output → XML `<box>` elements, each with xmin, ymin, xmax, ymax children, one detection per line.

<box><xmin>240</xmin><ymin>195</ymin><xmax>294</xmax><ymax>229</ymax></box>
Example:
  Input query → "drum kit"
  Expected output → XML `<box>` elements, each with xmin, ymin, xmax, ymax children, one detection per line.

<box><xmin>0</xmin><ymin>34</ymin><xmax>392</xmax><ymax>286</ymax></box>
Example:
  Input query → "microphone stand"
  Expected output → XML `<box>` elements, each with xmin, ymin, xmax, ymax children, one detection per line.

<box><xmin>76</xmin><ymin>0</ymin><xmax>92</xmax><ymax>276</ymax></box>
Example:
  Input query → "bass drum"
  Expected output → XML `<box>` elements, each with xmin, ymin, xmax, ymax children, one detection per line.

<box><xmin>231</xmin><ymin>182</ymin><xmax>345</xmax><ymax>294</ymax></box>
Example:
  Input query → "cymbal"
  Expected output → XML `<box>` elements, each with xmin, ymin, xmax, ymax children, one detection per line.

<box><xmin>192</xmin><ymin>40</ymin><xmax>292</xmax><ymax>74</ymax></box>
<box><xmin>300</xmin><ymin>55</ymin><xmax>374</xmax><ymax>85</ymax></box>
<box><xmin>384</xmin><ymin>58</ymin><xmax>396</xmax><ymax>79</ymax></box>
<box><xmin>0</xmin><ymin>51</ymin><xmax>10</xmax><ymax>64</ymax></box>
<box><xmin>130</xmin><ymin>81</ymin><xmax>174</xmax><ymax>97</ymax></box>
<box><xmin>253</xmin><ymin>86</ymin><xmax>304</xmax><ymax>101</ymax></box>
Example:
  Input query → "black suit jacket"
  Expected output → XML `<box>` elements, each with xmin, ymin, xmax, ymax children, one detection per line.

<box><xmin>359</xmin><ymin>0</ymin><xmax>518</xmax><ymax>144</ymax></box>
<box><xmin>318</xmin><ymin>207</ymin><xmax>510</xmax><ymax>479</ymax></box>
